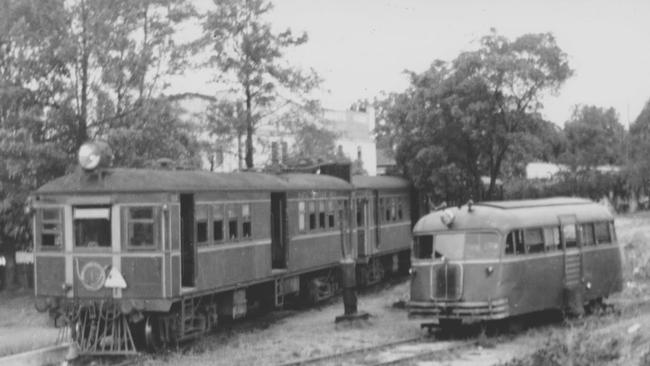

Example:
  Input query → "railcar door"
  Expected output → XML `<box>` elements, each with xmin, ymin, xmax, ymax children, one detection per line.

<box><xmin>271</xmin><ymin>192</ymin><xmax>288</xmax><ymax>269</ymax></box>
<box><xmin>356</xmin><ymin>195</ymin><xmax>369</xmax><ymax>257</ymax></box>
<box><xmin>180</xmin><ymin>194</ymin><xmax>196</xmax><ymax>288</ymax></box>
<box><xmin>559</xmin><ymin>215</ymin><xmax>582</xmax><ymax>289</ymax></box>
<box><xmin>373</xmin><ymin>190</ymin><xmax>380</xmax><ymax>249</ymax></box>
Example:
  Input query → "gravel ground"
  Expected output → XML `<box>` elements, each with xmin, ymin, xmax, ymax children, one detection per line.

<box><xmin>0</xmin><ymin>289</ymin><xmax>60</xmax><ymax>357</ymax></box>
<box><xmin>144</xmin><ymin>280</ymin><xmax>422</xmax><ymax>365</ymax></box>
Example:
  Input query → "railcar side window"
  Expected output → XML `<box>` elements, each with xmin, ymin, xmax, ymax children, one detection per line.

<box><xmin>595</xmin><ymin>222</ymin><xmax>611</xmax><ymax>244</ymax></box>
<box><xmin>582</xmin><ymin>223</ymin><xmax>595</xmax><ymax>246</ymax></box>
<box><xmin>465</xmin><ymin>232</ymin><xmax>499</xmax><ymax>259</ymax></box>
<box><xmin>563</xmin><ymin>224</ymin><xmax>577</xmax><ymax>248</ymax></box>
<box><xmin>41</xmin><ymin>208</ymin><xmax>63</xmax><ymax>247</ymax></box>
<box><xmin>384</xmin><ymin>198</ymin><xmax>393</xmax><ymax>222</ymax></box>
<box><xmin>309</xmin><ymin>201</ymin><xmax>316</xmax><ymax>230</ymax></box>
<box><xmin>505</xmin><ymin>230</ymin><xmax>524</xmax><ymax>255</ymax></box>
<box><xmin>74</xmin><ymin>207</ymin><xmax>111</xmax><ymax>248</ymax></box>
<box><xmin>544</xmin><ymin>227</ymin><xmax>560</xmax><ymax>251</ymax></box>
<box><xmin>319</xmin><ymin>201</ymin><xmax>326</xmax><ymax>229</ymax></box>
<box><xmin>298</xmin><ymin>201</ymin><xmax>305</xmax><ymax>232</ymax></box>
<box><xmin>356</xmin><ymin>200</ymin><xmax>364</xmax><ymax>226</ymax></box>
<box><xmin>242</xmin><ymin>204</ymin><xmax>252</xmax><ymax>238</ymax></box>
<box><xmin>213</xmin><ymin>204</ymin><xmax>224</xmax><ymax>242</ymax></box>
<box><xmin>195</xmin><ymin>205</ymin><xmax>208</xmax><ymax>244</ymax></box>
<box><xmin>379</xmin><ymin>198</ymin><xmax>384</xmax><ymax>223</ymax></box>
<box><xmin>397</xmin><ymin>198</ymin><xmax>404</xmax><ymax>220</ymax></box>
<box><xmin>128</xmin><ymin>207</ymin><xmax>155</xmax><ymax>247</ymax></box>
<box><xmin>524</xmin><ymin>228</ymin><xmax>544</xmax><ymax>254</ymax></box>
<box><xmin>413</xmin><ymin>235</ymin><xmax>433</xmax><ymax>259</ymax></box>
<box><xmin>328</xmin><ymin>201</ymin><xmax>335</xmax><ymax>228</ymax></box>
<box><xmin>228</xmin><ymin>206</ymin><xmax>238</xmax><ymax>240</ymax></box>
<box><xmin>390</xmin><ymin>199</ymin><xmax>397</xmax><ymax>221</ymax></box>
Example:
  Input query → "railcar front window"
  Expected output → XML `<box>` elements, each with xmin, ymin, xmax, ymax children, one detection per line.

<box><xmin>433</xmin><ymin>233</ymin><xmax>464</xmax><ymax>260</ymax></box>
<box><xmin>41</xmin><ymin>208</ymin><xmax>63</xmax><ymax>247</ymax></box>
<box><xmin>464</xmin><ymin>232</ymin><xmax>499</xmax><ymax>259</ymax></box>
<box><xmin>128</xmin><ymin>207</ymin><xmax>155</xmax><ymax>247</ymax></box>
<box><xmin>413</xmin><ymin>235</ymin><xmax>433</xmax><ymax>259</ymax></box>
<box><xmin>74</xmin><ymin>207</ymin><xmax>111</xmax><ymax>248</ymax></box>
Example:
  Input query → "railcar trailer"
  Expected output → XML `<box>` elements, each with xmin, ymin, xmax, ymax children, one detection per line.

<box><xmin>30</xmin><ymin>142</ymin><xmax>414</xmax><ymax>354</ymax></box>
<box><xmin>407</xmin><ymin>197</ymin><xmax>623</xmax><ymax>330</ymax></box>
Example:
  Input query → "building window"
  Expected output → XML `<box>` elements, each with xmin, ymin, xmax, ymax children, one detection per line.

<box><xmin>242</xmin><ymin>204</ymin><xmax>252</xmax><ymax>238</ymax></box>
<box><xmin>213</xmin><ymin>204</ymin><xmax>224</xmax><ymax>242</ymax></box>
<box><xmin>41</xmin><ymin>208</ymin><xmax>63</xmax><ymax>247</ymax></box>
<box><xmin>298</xmin><ymin>201</ymin><xmax>305</xmax><ymax>231</ymax></box>
<box><xmin>196</xmin><ymin>205</ymin><xmax>209</xmax><ymax>244</ymax></box>
<box><xmin>128</xmin><ymin>207</ymin><xmax>155</xmax><ymax>247</ymax></box>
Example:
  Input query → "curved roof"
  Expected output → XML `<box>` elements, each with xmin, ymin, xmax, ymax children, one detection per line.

<box><xmin>413</xmin><ymin>197</ymin><xmax>613</xmax><ymax>235</ymax></box>
<box><xmin>36</xmin><ymin>169</ymin><xmax>352</xmax><ymax>195</ymax></box>
<box><xmin>351</xmin><ymin>175</ymin><xmax>410</xmax><ymax>190</ymax></box>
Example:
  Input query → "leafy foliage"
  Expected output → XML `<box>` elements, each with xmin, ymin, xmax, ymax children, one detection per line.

<box><xmin>198</xmin><ymin>0</ymin><xmax>320</xmax><ymax>168</ymax></box>
<box><xmin>562</xmin><ymin>105</ymin><xmax>625</xmax><ymax>169</ymax></box>
<box><xmin>377</xmin><ymin>30</ymin><xmax>572</xmax><ymax>204</ymax></box>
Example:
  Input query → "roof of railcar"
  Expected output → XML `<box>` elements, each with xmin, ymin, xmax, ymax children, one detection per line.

<box><xmin>413</xmin><ymin>197</ymin><xmax>614</xmax><ymax>234</ymax></box>
<box><xmin>351</xmin><ymin>175</ymin><xmax>410</xmax><ymax>190</ymax></box>
<box><xmin>35</xmin><ymin>168</ymin><xmax>353</xmax><ymax>194</ymax></box>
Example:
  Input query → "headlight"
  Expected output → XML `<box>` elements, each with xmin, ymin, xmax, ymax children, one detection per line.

<box><xmin>78</xmin><ymin>141</ymin><xmax>113</xmax><ymax>171</ymax></box>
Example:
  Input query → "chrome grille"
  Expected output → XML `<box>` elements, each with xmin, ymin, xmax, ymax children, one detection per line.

<box><xmin>432</xmin><ymin>262</ymin><xmax>462</xmax><ymax>300</ymax></box>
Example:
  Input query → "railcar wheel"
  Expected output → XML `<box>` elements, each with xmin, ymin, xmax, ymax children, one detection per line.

<box><xmin>144</xmin><ymin>315</ymin><xmax>167</xmax><ymax>351</ymax></box>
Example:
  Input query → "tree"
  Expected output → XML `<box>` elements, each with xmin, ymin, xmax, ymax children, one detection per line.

<box><xmin>199</xmin><ymin>0</ymin><xmax>320</xmax><ymax>169</ymax></box>
<box><xmin>562</xmin><ymin>105</ymin><xmax>625</xmax><ymax>169</ymax></box>
<box><xmin>0</xmin><ymin>0</ymin><xmax>71</xmax><ymax>289</ymax></box>
<box><xmin>378</xmin><ymin>31</ymin><xmax>572</xmax><ymax>203</ymax></box>
<box><xmin>625</xmin><ymin>99</ymin><xmax>650</xmax><ymax>202</ymax></box>
<box><xmin>0</xmin><ymin>0</ymin><xmax>200</xmax><ymax>290</ymax></box>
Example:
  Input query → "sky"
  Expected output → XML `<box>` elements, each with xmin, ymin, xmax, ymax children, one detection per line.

<box><xmin>173</xmin><ymin>0</ymin><xmax>650</xmax><ymax>127</ymax></box>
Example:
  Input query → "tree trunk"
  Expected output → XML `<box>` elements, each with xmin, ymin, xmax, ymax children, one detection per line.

<box><xmin>78</xmin><ymin>0</ymin><xmax>89</xmax><ymax>149</ymax></box>
<box><xmin>244</xmin><ymin>84</ymin><xmax>254</xmax><ymax>169</ymax></box>
<box><xmin>3</xmin><ymin>245</ymin><xmax>16</xmax><ymax>291</ymax></box>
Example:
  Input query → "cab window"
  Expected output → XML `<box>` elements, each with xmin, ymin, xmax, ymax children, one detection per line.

<box><xmin>465</xmin><ymin>232</ymin><xmax>500</xmax><ymax>259</ymax></box>
<box><xmin>127</xmin><ymin>207</ymin><xmax>155</xmax><ymax>247</ymax></box>
<box><xmin>74</xmin><ymin>206</ymin><xmax>111</xmax><ymax>248</ymax></box>
<box><xmin>413</xmin><ymin>235</ymin><xmax>433</xmax><ymax>259</ymax></box>
<box><xmin>40</xmin><ymin>208</ymin><xmax>63</xmax><ymax>248</ymax></box>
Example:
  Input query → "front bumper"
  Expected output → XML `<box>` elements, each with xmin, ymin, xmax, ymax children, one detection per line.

<box><xmin>407</xmin><ymin>298</ymin><xmax>509</xmax><ymax>321</ymax></box>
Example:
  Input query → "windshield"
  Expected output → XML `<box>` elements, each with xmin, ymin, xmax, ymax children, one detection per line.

<box><xmin>414</xmin><ymin>231</ymin><xmax>500</xmax><ymax>260</ymax></box>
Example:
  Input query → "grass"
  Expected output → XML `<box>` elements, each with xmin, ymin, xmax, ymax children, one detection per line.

<box><xmin>501</xmin><ymin>211</ymin><xmax>650</xmax><ymax>366</ymax></box>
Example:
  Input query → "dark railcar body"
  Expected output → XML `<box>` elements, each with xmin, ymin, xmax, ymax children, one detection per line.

<box><xmin>32</xmin><ymin>166</ymin><xmax>414</xmax><ymax>353</ymax></box>
<box><xmin>407</xmin><ymin>198</ymin><xmax>623</xmax><ymax>323</ymax></box>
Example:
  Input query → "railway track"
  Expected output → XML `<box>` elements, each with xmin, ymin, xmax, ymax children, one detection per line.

<box><xmin>279</xmin><ymin>336</ymin><xmax>474</xmax><ymax>366</ymax></box>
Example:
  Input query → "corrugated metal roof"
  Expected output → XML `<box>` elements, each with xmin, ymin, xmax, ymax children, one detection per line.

<box><xmin>351</xmin><ymin>175</ymin><xmax>410</xmax><ymax>190</ymax></box>
<box><xmin>36</xmin><ymin>168</ymin><xmax>353</xmax><ymax>194</ymax></box>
